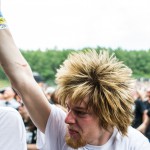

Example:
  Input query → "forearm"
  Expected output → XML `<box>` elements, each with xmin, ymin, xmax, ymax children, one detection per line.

<box><xmin>0</xmin><ymin>28</ymin><xmax>35</xmax><ymax>98</ymax></box>
<box><xmin>137</xmin><ymin>113</ymin><xmax>149</xmax><ymax>134</ymax></box>
<box><xmin>0</xmin><ymin>28</ymin><xmax>32</xmax><ymax>82</ymax></box>
<box><xmin>0</xmin><ymin>28</ymin><xmax>50</xmax><ymax>132</ymax></box>
<box><xmin>0</xmin><ymin>9</ymin><xmax>50</xmax><ymax>133</ymax></box>
<box><xmin>0</xmin><ymin>1</ymin><xmax>31</xmax><ymax>82</ymax></box>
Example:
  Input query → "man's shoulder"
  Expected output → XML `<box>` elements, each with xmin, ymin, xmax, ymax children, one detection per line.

<box><xmin>120</xmin><ymin>126</ymin><xmax>148</xmax><ymax>141</ymax></box>
<box><xmin>0</xmin><ymin>107</ymin><xmax>21</xmax><ymax>122</ymax></box>
<box><xmin>127</xmin><ymin>126</ymin><xmax>145</xmax><ymax>135</ymax></box>
<box><xmin>116</xmin><ymin>126</ymin><xmax>150</xmax><ymax>149</ymax></box>
<box><xmin>0</xmin><ymin>107</ymin><xmax>24</xmax><ymax>133</ymax></box>
<box><xmin>0</xmin><ymin>106</ymin><xmax>17</xmax><ymax>113</ymax></box>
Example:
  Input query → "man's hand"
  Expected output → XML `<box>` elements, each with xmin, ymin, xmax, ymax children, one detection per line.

<box><xmin>0</xmin><ymin>0</ymin><xmax>7</xmax><ymax>30</ymax></box>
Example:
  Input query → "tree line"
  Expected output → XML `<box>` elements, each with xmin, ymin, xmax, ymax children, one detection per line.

<box><xmin>1</xmin><ymin>47</ymin><xmax>150</xmax><ymax>85</ymax></box>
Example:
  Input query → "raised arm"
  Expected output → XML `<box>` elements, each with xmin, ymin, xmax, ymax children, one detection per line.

<box><xmin>137</xmin><ymin>110</ymin><xmax>150</xmax><ymax>134</ymax></box>
<box><xmin>0</xmin><ymin>2</ymin><xmax>50</xmax><ymax>133</ymax></box>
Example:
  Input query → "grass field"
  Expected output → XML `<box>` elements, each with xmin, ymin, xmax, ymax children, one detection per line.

<box><xmin>0</xmin><ymin>80</ymin><xmax>10</xmax><ymax>89</ymax></box>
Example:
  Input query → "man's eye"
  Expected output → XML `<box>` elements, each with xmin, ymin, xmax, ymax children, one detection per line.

<box><xmin>74</xmin><ymin>110</ymin><xmax>87</xmax><ymax>116</ymax></box>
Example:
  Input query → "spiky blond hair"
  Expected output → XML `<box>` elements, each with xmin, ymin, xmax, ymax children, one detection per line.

<box><xmin>56</xmin><ymin>50</ymin><xmax>135</xmax><ymax>135</ymax></box>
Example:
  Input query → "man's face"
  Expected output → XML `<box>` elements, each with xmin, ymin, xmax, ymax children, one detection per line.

<box><xmin>3</xmin><ymin>87</ymin><xmax>15</xmax><ymax>100</ymax></box>
<box><xmin>65</xmin><ymin>96</ymin><xmax>102</xmax><ymax>148</ymax></box>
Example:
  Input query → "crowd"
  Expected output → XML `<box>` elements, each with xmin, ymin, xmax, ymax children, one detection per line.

<box><xmin>0</xmin><ymin>79</ymin><xmax>150</xmax><ymax>150</ymax></box>
<box><xmin>0</xmin><ymin>55</ymin><xmax>67</xmax><ymax>149</ymax></box>
<box><xmin>0</xmin><ymin>77</ymin><xmax>67</xmax><ymax>150</ymax></box>
<box><xmin>132</xmin><ymin>80</ymin><xmax>150</xmax><ymax>142</ymax></box>
<box><xmin>0</xmin><ymin>79</ymin><xmax>58</xmax><ymax>150</ymax></box>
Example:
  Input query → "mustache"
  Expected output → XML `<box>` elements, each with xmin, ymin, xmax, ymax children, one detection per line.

<box><xmin>67</xmin><ymin>125</ymin><xmax>79</xmax><ymax>133</ymax></box>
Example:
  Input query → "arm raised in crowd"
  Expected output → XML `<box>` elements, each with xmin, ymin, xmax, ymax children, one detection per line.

<box><xmin>0</xmin><ymin>1</ymin><xmax>50</xmax><ymax>133</ymax></box>
<box><xmin>137</xmin><ymin>110</ymin><xmax>150</xmax><ymax>134</ymax></box>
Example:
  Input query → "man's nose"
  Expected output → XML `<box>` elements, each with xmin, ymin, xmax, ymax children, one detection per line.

<box><xmin>65</xmin><ymin>110</ymin><xmax>76</xmax><ymax>124</ymax></box>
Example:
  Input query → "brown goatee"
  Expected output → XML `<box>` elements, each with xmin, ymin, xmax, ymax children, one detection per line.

<box><xmin>65</xmin><ymin>132</ymin><xmax>87</xmax><ymax>149</ymax></box>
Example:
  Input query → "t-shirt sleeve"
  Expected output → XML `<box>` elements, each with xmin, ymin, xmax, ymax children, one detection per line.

<box><xmin>36</xmin><ymin>104</ymin><xmax>67</xmax><ymax>150</ymax></box>
<box><xmin>128</xmin><ymin>127</ymin><xmax>150</xmax><ymax>150</ymax></box>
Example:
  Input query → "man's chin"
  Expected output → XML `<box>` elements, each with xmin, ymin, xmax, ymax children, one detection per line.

<box><xmin>65</xmin><ymin>133</ymin><xmax>87</xmax><ymax>149</ymax></box>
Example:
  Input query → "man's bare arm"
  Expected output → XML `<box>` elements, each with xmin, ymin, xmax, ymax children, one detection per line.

<box><xmin>0</xmin><ymin>3</ymin><xmax>50</xmax><ymax>133</ymax></box>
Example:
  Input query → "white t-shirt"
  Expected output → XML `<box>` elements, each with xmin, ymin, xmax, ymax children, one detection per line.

<box><xmin>0</xmin><ymin>107</ymin><xmax>27</xmax><ymax>150</ymax></box>
<box><xmin>0</xmin><ymin>99</ymin><xmax>20</xmax><ymax>109</ymax></box>
<box><xmin>37</xmin><ymin>104</ymin><xmax>150</xmax><ymax>150</ymax></box>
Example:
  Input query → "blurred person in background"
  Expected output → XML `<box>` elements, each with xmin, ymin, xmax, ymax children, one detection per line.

<box><xmin>45</xmin><ymin>87</ymin><xmax>55</xmax><ymax>102</ymax></box>
<box><xmin>0</xmin><ymin>87</ymin><xmax>20</xmax><ymax>109</ymax></box>
<box><xmin>33</xmin><ymin>72</ymin><xmax>46</xmax><ymax>92</ymax></box>
<box><xmin>47</xmin><ymin>89</ymin><xmax>67</xmax><ymax>112</ymax></box>
<box><xmin>143</xmin><ymin>88</ymin><xmax>150</xmax><ymax>142</ymax></box>
<box><xmin>0</xmin><ymin>107</ymin><xmax>27</xmax><ymax>149</ymax></box>
<box><xmin>18</xmin><ymin>102</ymin><xmax>38</xmax><ymax>150</ymax></box>
<box><xmin>137</xmin><ymin>108</ymin><xmax>150</xmax><ymax>142</ymax></box>
<box><xmin>15</xmin><ymin>92</ymin><xmax>38</xmax><ymax>150</ymax></box>
<box><xmin>0</xmin><ymin>93</ymin><xmax>4</xmax><ymax>100</ymax></box>
<box><xmin>148</xmin><ymin>108</ymin><xmax>150</xmax><ymax>118</ymax></box>
<box><xmin>132</xmin><ymin>90</ymin><xmax>147</xmax><ymax>129</ymax></box>
<box><xmin>0</xmin><ymin>88</ymin><xmax>5</xmax><ymax>100</ymax></box>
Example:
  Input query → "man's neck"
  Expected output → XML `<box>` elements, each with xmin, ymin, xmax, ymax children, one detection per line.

<box><xmin>91</xmin><ymin>127</ymin><xmax>114</xmax><ymax>146</ymax></box>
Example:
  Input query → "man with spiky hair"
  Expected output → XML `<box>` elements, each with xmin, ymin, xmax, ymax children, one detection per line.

<box><xmin>0</xmin><ymin>1</ymin><xmax>150</xmax><ymax>150</ymax></box>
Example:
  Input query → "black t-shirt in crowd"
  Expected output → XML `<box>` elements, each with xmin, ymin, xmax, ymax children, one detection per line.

<box><xmin>144</xmin><ymin>100</ymin><xmax>150</xmax><ymax>140</ymax></box>
<box><xmin>132</xmin><ymin>99</ymin><xmax>146</xmax><ymax>128</ymax></box>
<box><xmin>147</xmin><ymin>109</ymin><xmax>150</xmax><ymax>117</ymax></box>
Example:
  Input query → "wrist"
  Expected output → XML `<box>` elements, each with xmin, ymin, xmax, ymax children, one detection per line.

<box><xmin>0</xmin><ymin>11</ymin><xmax>8</xmax><ymax>30</ymax></box>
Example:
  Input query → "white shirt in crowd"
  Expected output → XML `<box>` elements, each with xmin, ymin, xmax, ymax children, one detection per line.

<box><xmin>37</xmin><ymin>104</ymin><xmax>150</xmax><ymax>150</ymax></box>
<box><xmin>0</xmin><ymin>99</ymin><xmax>20</xmax><ymax>109</ymax></box>
<box><xmin>0</xmin><ymin>107</ymin><xmax>27</xmax><ymax>150</ymax></box>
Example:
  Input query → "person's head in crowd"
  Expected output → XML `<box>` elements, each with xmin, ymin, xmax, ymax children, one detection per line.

<box><xmin>56</xmin><ymin>50</ymin><xmax>135</xmax><ymax>148</ymax></box>
<box><xmin>50</xmin><ymin>89</ymin><xmax>59</xmax><ymax>104</ymax></box>
<box><xmin>45</xmin><ymin>87</ymin><xmax>55</xmax><ymax>101</ymax></box>
<box><xmin>0</xmin><ymin>87</ymin><xmax>20</xmax><ymax>109</ymax></box>
<box><xmin>0</xmin><ymin>88</ymin><xmax>5</xmax><ymax>100</ymax></box>
<box><xmin>48</xmin><ymin>88</ymin><xmax>67</xmax><ymax>112</ymax></box>
<box><xmin>0</xmin><ymin>91</ymin><xmax>4</xmax><ymax>100</ymax></box>
<box><xmin>33</xmin><ymin>72</ymin><xmax>45</xmax><ymax>89</ymax></box>
<box><xmin>146</xmin><ymin>88</ymin><xmax>150</xmax><ymax>103</ymax></box>
<box><xmin>3</xmin><ymin>87</ymin><xmax>15</xmax><ymax>101</ymax></box>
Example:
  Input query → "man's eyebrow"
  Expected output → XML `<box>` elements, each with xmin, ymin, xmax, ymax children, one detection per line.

<box><xmin>65</xmin><ymin>102</ymin><xmax>87</xmax><ymax>110</ymax></box>
<box><xmin>73</xmin><ymin>106</ymin><xmax>87</xmax><ymax>110</ymax></box>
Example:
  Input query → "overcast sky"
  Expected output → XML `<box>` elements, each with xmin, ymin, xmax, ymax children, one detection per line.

<box><xmin>2</xmin><ymin>0</ymin><xmax>150</xmax><ymax>50</ymax></box>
